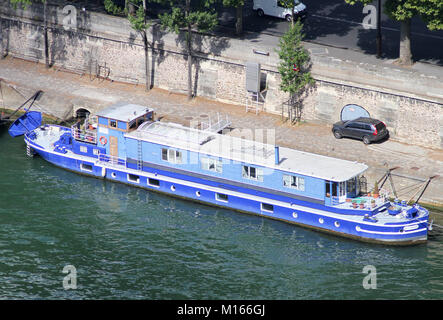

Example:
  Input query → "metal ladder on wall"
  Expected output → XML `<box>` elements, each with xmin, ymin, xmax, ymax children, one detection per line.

<box><xmin>137</xmin><ymin>140</ymin><xmax>143</xmax><ymax>171</ymax></box>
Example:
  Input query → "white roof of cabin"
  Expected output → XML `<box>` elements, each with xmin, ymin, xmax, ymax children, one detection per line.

<box><xmin>126</xmin><ymin>121</ymin><xmax>368</xmax><ymax>182</ymax></box>
<box><xmin>96</xmin><ymin>102</ymin><xmax>152</xmax><ymax>123</ymax></box>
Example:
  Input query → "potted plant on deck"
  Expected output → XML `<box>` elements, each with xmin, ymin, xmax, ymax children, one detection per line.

<box><xmin>373</xmin><ymin>181</ymin><xmax>379</xmax><ymax>198</ymax></box>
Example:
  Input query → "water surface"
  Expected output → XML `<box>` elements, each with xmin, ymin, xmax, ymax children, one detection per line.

<box><xmin>0</xmin><ymin>126</ymin><xmax>442</xmax><ymax>299</ymax></box>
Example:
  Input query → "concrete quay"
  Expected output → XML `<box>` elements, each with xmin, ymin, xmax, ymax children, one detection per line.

<box><xmin>1</xmin><ymin>57</ymin><xmax>442</xmax><ymax>208</ymax></box>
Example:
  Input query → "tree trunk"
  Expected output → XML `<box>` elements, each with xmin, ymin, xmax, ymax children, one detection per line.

<box><xmin>43</xmin><ymin>1</ymin><xmax>49</xmax><ymax>68</ymax></box>
<box><xmin>186</xmin><ymin>27</ymin><xmax>192</xmax><ymax>100</ymax></box>
<box><xmin>142</xmin><ymin>0</ymin><xmax>150</xmax><ymax>90</ymax></box>
<box><xmin>126</xmin><ymin>0</ymin><xmax>136</xmax><ymax>16</ymax></box>
<box><xmin>143</xmin><ymin>32</ymin><xmax>150</xmax><ymax>91</ymax></box>
<box><xmin>235</xmin><ymin>6</ymin><xmax>243</xmax><ymax>35</ymax></box>
<box><xmin>0</xmin><ymin>15</ymin><xmax>3</xmax><ymax>58</ymax></box>
<box><xmin>398</xmin><ymin>19</ymin><xmax>412</xmax><ymax>65</ymax></box>
<box><xmin>186</xmin><ymin>0</ymin><xmax>192</xmax><ymax>99</ymax></box>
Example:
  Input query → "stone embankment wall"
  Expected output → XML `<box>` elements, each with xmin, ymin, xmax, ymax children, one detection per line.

<box><xmin>0</xmin><ymin>1</ymin><xmax>442</xmax><ymax>149</ymax></box>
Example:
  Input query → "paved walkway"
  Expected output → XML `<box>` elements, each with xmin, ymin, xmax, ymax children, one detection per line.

<box><xmin>1</xmin><ymin>57</ymin><xmax>442</xmax><ymax>207</ymax></box>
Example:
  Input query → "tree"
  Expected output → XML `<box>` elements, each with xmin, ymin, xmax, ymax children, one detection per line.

<box><xmin>158</xmin><ymin>0</ymin><xmax>218</xmax><ymax>99</ymax></box>
<box><xmin>345</xmin><ymin>0</ymin><xmax>443</xmax><ymax>65</ymax></box>
<box><xmin>276</xmin><ymin>21</ymin><xmax>314</xmax><ymax>122</ymax></box>
<box><xmin>104</xmin><ymin>0</ymin><xmax>152</xmax><ymax>90</ymax></box>
<box><xmin>10</xmin><ymin>0</ymin><xmax>49</xmax><ymax>68</ymax></box>
<box><xmin>278</xmin><ymin>0</ymin><xmax>298</xmax><ymax>26</ymax></box>
<box><xmin>222</xmin><ymin>0</ymin><xmax>244</xmax><ymax>35</ymax></box>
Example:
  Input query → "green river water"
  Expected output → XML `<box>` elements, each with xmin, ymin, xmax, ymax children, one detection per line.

<box><xmin>0</xmin><ymin>125</ymin><xmax>442</xmax><ymax>299</ymax></box>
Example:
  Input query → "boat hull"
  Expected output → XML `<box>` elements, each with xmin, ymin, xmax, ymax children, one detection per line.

<box><xmin>25</xmin><ymin>136</ymin><xmax>429</xmax><ymax>246</ymax></box>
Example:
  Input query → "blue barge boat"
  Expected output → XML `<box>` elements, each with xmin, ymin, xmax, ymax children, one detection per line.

<box><xmin>11</xmin><ymin>102</ymin><xmax>430</xmax><ymax>245</ymax></box>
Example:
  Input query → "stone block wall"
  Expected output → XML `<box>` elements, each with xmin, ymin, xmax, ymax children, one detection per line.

<box><xmin>0</xmin><ymin>2</ymin><xmax>442</xmax><ymax>149</ymax></box>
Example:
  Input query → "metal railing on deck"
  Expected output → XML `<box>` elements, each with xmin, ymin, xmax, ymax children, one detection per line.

<box><xmin>71</xmin><ymin>126</ymin><xmax>97</xmax><ymax>144</ymax></box>
<box><xmin>71</xmin><ymin>115</ymin><xmax>98</xmax><ymax>144</ymax></box>
<box><xmin>98</xmin><ymin>154</ymin><xmax>126</xmax><ymax>167</ymax></box>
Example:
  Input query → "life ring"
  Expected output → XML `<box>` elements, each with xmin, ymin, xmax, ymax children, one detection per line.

<box><xmin>99</xmin><ymin>136</ymin><xmax>107</xmax><ymax>145</ymax></box>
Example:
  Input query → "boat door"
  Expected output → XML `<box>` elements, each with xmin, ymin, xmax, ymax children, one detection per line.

<box><xmin>325</xmin><ymin>181</ymin><xmax>346</xmax><ymax>205</ymax></box>
<box><xmin>109</xmin><ymin>136</ymin><xmax>118</xmax><ymax>157</ymax></box>
<box><xmin>338</xmin><ymin>181</ymin><xmax>346</xmax><ymax>203</ymax></box>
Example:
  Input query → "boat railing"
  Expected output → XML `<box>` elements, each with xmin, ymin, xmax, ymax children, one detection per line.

<box><xmin>331</xmin><ymin>196</ymin><xmax>340</xmax><ymax>206</ymax></box>
<box><xmin>71</xmin><ymin>125</ymin><xmax>97</xmax><ymax>144</ymax></box>
<box><xmin>97</xmin><ymin>154</ymin><xmax>126</xmax><ymax>167</ymax></box>
<box><xmin>71</xmin><ymin>115</ymin><xmax>98</xmax><ymax>144</ymax></box>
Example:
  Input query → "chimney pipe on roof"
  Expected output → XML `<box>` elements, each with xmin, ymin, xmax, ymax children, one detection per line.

<box><xmin>275</xmin><ymin>145</ymin><xmax>280</xmax><ymax>165</ymax></box>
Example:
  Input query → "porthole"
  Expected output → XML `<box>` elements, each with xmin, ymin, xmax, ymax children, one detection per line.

<box><xmin>111</xmin><ymin>172</ymin><xmax>116</xmax><ymax>178</ymax></box>
<box><xmin>196</xmin><ymin>191</ymin><xmax>201</xmax><ymax>197</ymax></box>
<box><xmin>319</xmin><ymin>218</ymin><xmax>324</xmax><ymax>224</ymax></box>
<box><xmin>356</xmin><ymin>226</ymin><xmax>361</xmax><ymax>232</ymax></box>
<box><xmin>292</xmin><ymin>212</ymin><xmax>298</xmax><ymax>218</ymax></box>
<box><xmin>334</xmin><ymin>221</ymin><xmax>340</xmax><ymax>228</ymax></box>
<box><xmin>170</xmin><ymin>185</ymin><xmax>176</xmax><ymax>191</ymax></box>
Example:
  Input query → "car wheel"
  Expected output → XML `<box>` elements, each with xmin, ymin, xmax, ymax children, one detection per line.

<box><xmin>333</xmin><ymin>130</ymin><xmax>342</xmax><ymax>139</ymax></box>
<box><xmin>363</xmin><ymin>136</ymin><xmax>371</xmax><ymax>145</ymax></box>
<box><xmin>285</xmin><ymin>14</ymin><xmax>292</xmax><ymax>22</ymax></box>
<box><xmin>257</xmin><ymin>9</ymin><xmax>264</xmax><ymax>17</ymax></box>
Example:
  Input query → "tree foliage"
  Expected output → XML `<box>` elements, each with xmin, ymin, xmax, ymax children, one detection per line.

<box><xmin>159</xmin><ymin>0</ymin><xmax>218</xmax><ymax>35</ymax></box>
<box><xmin>10</xmin><ymin>0</ymin><xmax>42</xmax><ymax>8</ymax></box>
<box><xmin>345</xmin><ymin>0</ymin><xmax>442</xmax><ymax>29</ymax></box>
<box><xmin>222</xmin><ymin>0</ymin><xmax>244</xmax><ymax>34</ymax></box>
<box><xmin>276</xmin><ymin>21</ymin><xmax>314</xmax><ymax>96</ymax></box>
<box><xmin>158</xmin><ymin>0</ymin><xmax>218</xmax><ymax>98</ymax></box>
<box><xmin>344</xmin><ymin>0</ymin><xmax>443</xmax><ymax>64</ymax></box>
<box><xmin>104</xmin><ymin>0</ymin><xmax>126</xmax><ymax>15</ymax></box>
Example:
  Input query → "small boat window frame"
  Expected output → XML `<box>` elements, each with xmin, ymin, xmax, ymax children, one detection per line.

<box><xmin>215</xmin><ymin>193</ymin><xmax>229</xmax><ymax>203</ymax></box>
<box><xmin>161</xmin><ymin>148</ymin><xmax>183</xmax><ymax>164</ymax></box>
<box><xmin>261</xmin><ymin>203</ymin><xmax>274</xmax><ymax>213</ymax></box>
<box><xmin>201</xmin><ymin>157</ymin><xmax>223</xmax><ymax>173</ymax></box>
<box><xmin>148</xmin><ymin>178</ymin><xmax>160</xmax><ymax>187</ymax></box>
<box><xmin>80</xmin><ymin>163</ymin><xmax>93</xmax><ymax>172</ymax></box>
<box><xmin>283</xmin><ymin>174</ymin><xmax>305</xmax><ymax>191</ymax></box>
<box><xmin>127</xmin><ymin>174</ymin><xmax>140</xmax><ymax>184</ymax></box>
<box><xmin>242</xmin><ymin>165</ymin><xmax>263</xmax><ymax>182</ymax></box>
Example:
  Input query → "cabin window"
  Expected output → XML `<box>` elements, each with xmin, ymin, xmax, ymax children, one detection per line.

<box><xmin>129</xmin><ymin>120</ymin><xmax>137</xmax><ymax>130</ymax></box>
<box><xmin>80</xmin><ymin>163</ymin><xmax>93</xmax><ymax>172</ymax></box>
<box><xmin>110</xmin><ymin>120</ymin><xmax>117</xmax><ymax>128</ymax></box>
<box><xmin>93</xmin><ymin>149</ymin><xmax>100</xmax><ymax>156</ymax></box>
<box><xmin>148</xmin><ymin>178</ymin><xmax>160</xmax><ymax>187</ymax></box>
<box><xmin>347</xmin><ymin>177</ymin><xmax>356</xmax><ymax>194</ymax></box>
<box><xmin>161</xmin><ymin>148</ymin><xmax>183</xmax><ymax>164</ymax></box>
<box><xmin>201</xmin><ymin>157</ymin><xmax>222</xmax><ymax>173</ymax></box>
<box><xmin>283</xmin><ymin>174</ymin><xmax>305</xmax><ymax>191</ymax></box>
<box><xmin>80</xmin><ymin>146</ymin><xmax>87</xmax><ymax>153</ymax></box>
<box><xmin>128</xmin><ymin>174</ymin><xmax>140</xmax><ymax>183</ymax></box>
<box><xmin>242</xmin><ymin>165</ymin><xmax>263</xmax><ymax>182</ymax></box>
<box><xmin>215</xmin><ymin>193</ymin><xmax>229</xmax><ymax>202</ymax></box>
<box><xmin>261</xmin><ymin>203</ymin><xmax>274</xmax><ymax>213</ymax></box>
<box><xmin>325</xmin><ymin>182</ymin><xmax>331</xmax><ymax>197</ymax></box>
<box><xmin>339</xmin><ymin>181</ymin><xmax>346</xmax><ymax>197</ymax></box>
<box><xmin>332</xmin><ymin>182</ymin><xmax>338</xmax><ymax>197</ymax></box>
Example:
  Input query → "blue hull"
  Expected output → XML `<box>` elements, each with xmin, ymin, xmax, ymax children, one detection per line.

<box><xmin>25</xmin><ymin>136</ymin><xmax>429</xmax><ymax>246</ymax></box>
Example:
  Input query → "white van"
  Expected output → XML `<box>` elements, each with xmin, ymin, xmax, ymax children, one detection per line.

<box><xmin>253</xmin><ymin>0</ymin><xmax>307</xmax><ymax>22</ymax></box>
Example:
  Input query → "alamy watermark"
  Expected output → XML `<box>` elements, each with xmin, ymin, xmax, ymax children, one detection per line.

<box><xmin>63</xmin><ymin>265</ymin><xmax>77</xmax><ymax>290</ymax></box>
<box><xmin>362</xmin><ymin>5</ymin><xmax>377</xmax><ymax>30</ymax></box>
<box><xmin>362</xmin><ymin>265</ymin><xmax>377</xmax><ymax>289</ymax></box>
